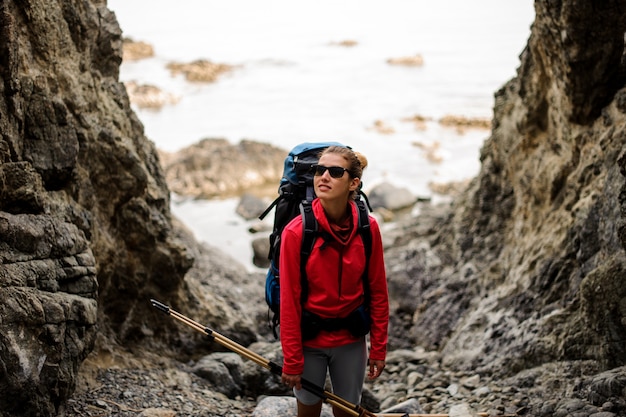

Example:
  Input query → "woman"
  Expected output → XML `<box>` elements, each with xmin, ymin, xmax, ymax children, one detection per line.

<box><xmin>280</xmin><ymin>145</ymin><xmax>389</xmax><ymax>417</ymax></box>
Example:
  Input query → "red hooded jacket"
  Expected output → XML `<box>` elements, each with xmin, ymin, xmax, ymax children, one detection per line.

<box><xmin>279</xmin><ymin>198</ymin><xmax>389</xmax><ymax>375</ymax></box>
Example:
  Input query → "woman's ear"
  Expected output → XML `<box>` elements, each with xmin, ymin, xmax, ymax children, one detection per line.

<box><xmin>349</xmin><ymin>177</ymin><xmax>361</xmax><ymax>192</ymax></box>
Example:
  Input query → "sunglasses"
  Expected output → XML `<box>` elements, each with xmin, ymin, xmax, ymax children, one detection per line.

<box><xmin>311</xmin><ymin>164</ymin><xmax>349</xmax><ymax>178</ymax></box>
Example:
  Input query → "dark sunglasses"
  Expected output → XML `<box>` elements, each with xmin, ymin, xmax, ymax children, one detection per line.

<box><xmin>311</xmin><ymin>164</ymin><xmax>349</xmax><ymax>178</ymax></box>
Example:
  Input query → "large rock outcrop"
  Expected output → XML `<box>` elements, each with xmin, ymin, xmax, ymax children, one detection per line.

<box><xmin>0</xmin><ymin>1</ymin><xmax>194</xmax><ymax>415</ymax></box>
<box><xmin>159</xmin><ymin>138</ymin><xmax>286</xmax><ymax>199</ymax></box>
<box><xmin>0</xmin><ymin>1</ymin><xmax>268</xmax><ymax>414</ymax></box>
<box><xmin>384</xmin><ymin>0</ymin><xmax>626</xmax><ymax>376</ymax></box>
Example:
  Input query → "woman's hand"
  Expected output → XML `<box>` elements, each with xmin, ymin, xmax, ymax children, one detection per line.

<box><xmin>367</xmin><ymin>359</ymin><xmax>385</xmax><ymax>379</ymax></box>
<box><xmin>281</xmin><ymin>372</ymin><xmax>302</xmax><ymax>390</ymax></box>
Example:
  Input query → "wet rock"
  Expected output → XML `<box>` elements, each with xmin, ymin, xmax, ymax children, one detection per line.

<box><xmin>124</xmin><ymin>81</ymin><xmax>180</xmax><ymax>109</ymax></box>
<box><xmin>166</xmin><ymin>59</ymin><xmax>234</xmax><ymax>82</ymax></box>
<box><xmin>387</xmin><ymin>54</ymin><xmax>424</xmax><ymax>66</ymax></box>
<box><xmin>122</xmin><ymin>38</ymin><xmax>154</xmax><ymax>61</ymax></box>
<box><xmin>160</xmin><ymin>138</ymin><xmax>286</xmax><ymax>199</ymax></box>
<box><xmin>368</xmin><ymin>119</ymin><xmax>396</xmax><ymax>134</ymax></box>
<box><xmin>438</xmin><ymin>114</ymin><xmax>492</xmax><ymax>132</ymax></box>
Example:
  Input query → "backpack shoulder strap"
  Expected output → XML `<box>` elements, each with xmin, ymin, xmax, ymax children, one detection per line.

<box><xmin>357</xmin><ymin>189</ymin><xmax>374</xmax><ymax>212</ymax></box>
<box><xmin>355</xmin><ymin>199</ymin><xmax>372</xmax><ymax>305</ymax></box>
<box><xmin>355</xmin><ymin>199</ymin><xmax>372</xmax><ymax>258</ymax></box>
<box><xmin>299</xmin><ymin>201</ymin><xmax>317</xmax><ymax>305</ymax></box>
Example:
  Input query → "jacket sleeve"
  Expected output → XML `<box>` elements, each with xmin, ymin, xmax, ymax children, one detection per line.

<box><xmin>279</xmin><ymin>221</ymin><xmax>305</xmax><ymax>375</ymax></box>
<box><xmin>367</xmin><ymin>216</ymin><xmax>389</xmax><ymax>361</ymax></box>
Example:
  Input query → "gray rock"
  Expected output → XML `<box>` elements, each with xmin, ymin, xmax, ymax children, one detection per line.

<box><xmin>236</xmin><ymin>193</ymin><xmax>271</xmax><ymax>220</ymax></box>
<box><xmin>252</xmin><ymin>236</ymin><xmax>271</xmax><ymax>268</ymax></box>
<box><xmin>161</xmin><ymin>138</ymin><xmax>286</xmax><ymax>199</ymax></box>
<box><xmin>367</xmin><ymin>181</ymin><xmax>418</xmax><ymax>211</ymax></box>
<box><xmin>192</xmin><ymin>352</ymin><xmax>245</xmax><ymax>398</ymax></box>
<box><xmin>449</xmin><ymin>402</ymin><xmax>478</xmax><ymax>417</ymax></box>
<box><xmin>252</xmin><ymin>396</ymin><xmax>336</xmax><ymax>417</ymax></box>
<box><xmin>380</xmin><ymin>398</ymin><xmax>425</xmax><ymax>414</ymax></box>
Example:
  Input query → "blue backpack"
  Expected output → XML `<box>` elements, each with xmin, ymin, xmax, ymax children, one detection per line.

<box><xmin>259</xmin><ymin>142</ymin><xmax>372</xmax><ymax>338</ymax></box>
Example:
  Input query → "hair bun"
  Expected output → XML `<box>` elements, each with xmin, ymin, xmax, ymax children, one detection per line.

<box><xmin>355</xmin><ymin>151</ymin><xmax>368</xmax><ymax>170</ymax></box>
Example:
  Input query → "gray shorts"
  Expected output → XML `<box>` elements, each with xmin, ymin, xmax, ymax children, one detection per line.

<box><xmin>294</xmin><ymin>338</ymin><xmax>367</xmax><ymax>405</ymax></box>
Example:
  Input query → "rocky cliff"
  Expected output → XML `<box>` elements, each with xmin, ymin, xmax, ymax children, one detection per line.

<box><xmin>2</xmin><ymin>0</ymin><xmax>626</xmax><ymax>416</ymax></box>
<box><xmin>0</xmin><ymin>1</ymin><xmax>259</xmax><ymax>415</ymax></box>
<box><xmin>386</xmin><ymin>0</ymin><xmax>626</xmax><ymax>374</ymax></box>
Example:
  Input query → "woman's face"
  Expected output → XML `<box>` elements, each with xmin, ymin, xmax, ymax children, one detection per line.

<box><xmin>314</xmin><ymin>153</ymin><xmax>360</xmax><ymax>202</ymax></box>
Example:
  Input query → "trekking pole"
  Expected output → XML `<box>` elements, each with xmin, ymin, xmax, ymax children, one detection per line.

<box><xmin>151</xmin><ymin>299</ymin><xmax>372</xmax><ymax>416</ymax></box>
<box><xmin>150</xmin><ymin>299</ymin><xmax>494</xmax><ymax>417</ymax></box>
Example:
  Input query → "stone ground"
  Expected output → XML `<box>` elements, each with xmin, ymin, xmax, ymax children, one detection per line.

<box><xmin>64</xmin><ymin>349</ymin><xmax>626</xmax><ymax>417</ymax></box>
<box><xmin>66</xmin><ymin>360</ymin><xmax>256</xmax><ymax>417</ymax></box>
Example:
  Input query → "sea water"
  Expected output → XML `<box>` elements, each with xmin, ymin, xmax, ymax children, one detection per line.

<box><xmin>107</xmin><ymin>0</ymin><xmax>535</xmax><ymax>270</ymax></box>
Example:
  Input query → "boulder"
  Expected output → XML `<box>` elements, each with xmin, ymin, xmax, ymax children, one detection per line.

<box><xmin>252</xmin><ymin>236</ymin><xmax>271</xmax><ymax>268</ymax></box>
<box><xmin>236</xmin><ymin>193</ymin><xmax>271</xmax><ymax>220</ymax></box>
<box><xmin>160</xmin><ymin>138</ymin><xmax>286</xmax><ymax>199</ymax></box>
<box><xmin>166</xmin><ymin>59</ymin><xmax>234</xmax><ymax>83</ymax></box>
<box><xmin>252</xmin><ymin>396</ymin><xmax>334</xmax><ymax>417</ymax></box>
<box><xmin>367</xmin><ymin>182</ymin><xmax>418</xmax><ymax>211</ymax></box>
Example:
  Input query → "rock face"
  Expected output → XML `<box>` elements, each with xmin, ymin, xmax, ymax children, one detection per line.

<box><xmin>384</xmin><ymin>0</ymin><xmax>626</xmax><ymax>375</ymax></box>
<box><xmin>0</xmin><ymin>1</ymin><xmax>193</xmax><ymax>415</ymax></box>
<box><xmin>2</xmin><ymin>0</ymin><xmax>626</xmax><ymax>416</ymax></box>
